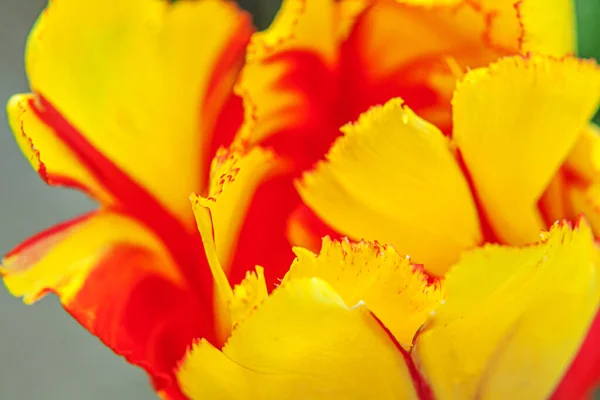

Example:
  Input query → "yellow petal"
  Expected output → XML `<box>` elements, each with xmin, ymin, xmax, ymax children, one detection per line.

<box><xmin>298</xmin><ymin>98</ymin><xmax>482</xmax><ymax>275</ymax></box>
<box><xmin>516</xmin><ymin>0</ymin><xmax>576</xmax><ymax>55</ymax></box>
<box><xmin>413</xmin><ymin>221</ymin><xmax>600</xmax><ymax>399</ymax></box>
<box><xmin>454</xmin><ymin>55</ymin><xmax>600</xmax><ymax>245</ymax></box>
<box><xmin>177</xmin><ymin>278</ymin><xmax>418</xmax><ymax>400</ymax></box>
<box><xmin>25</xmin><ymin>0</ymin><xmax>251</xmax><ymax>220</ymax></box>
<box><xmin>284</xmin><ymin>237</ymin><xmax>443</xmax><ymax>349</ymax></box>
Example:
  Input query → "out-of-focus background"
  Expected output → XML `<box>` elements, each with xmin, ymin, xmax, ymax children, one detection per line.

<box><xmin>0</xmin><ymin>1</ymin><xmax>598</xmax><ymax>399</ymax></box>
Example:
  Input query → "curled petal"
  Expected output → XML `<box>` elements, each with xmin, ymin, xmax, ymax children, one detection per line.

<box><xmin>414</xmin><ymin>221</ymin><xmax>600</xmax><ymax>399</ymax></box>
<box><xmin>176</xmin><ymin>278</ymin><xmax>418</xmax><ymax>400</ymax></box>
<box><xmin>454</xmin><ymin>55</ymin><xmax>600</xmax><ymax>245</ymax></box>
<box><xmin>298</xmin><ymin>98</ymin><xmax>482</xmax><ymax>275</ymax></box>
<box><xmin>285</xmin><ymin>237</ymin><xmax>443</xmax><ymax>349</ymax></box>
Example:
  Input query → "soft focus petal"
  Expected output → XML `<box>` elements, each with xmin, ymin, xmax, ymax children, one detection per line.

<box><xmin>538</xmin><ymin>172</ymin><xmax>570</xmax><ymax>226</ymax></box>
<box><xmin>568</xmin><ymin>184</ymin><xmax>600</xmax><ymax>236</ymax></box>
<box><xmin>342</xmin><ymin>0</ymin><xmax>576</xmax><ymax>134</ymax></box>
<box><xmin>177</xmin><ymin>278</ymin><xmax>419</xmax><ymax>400</ymax></box>
<box><xmin>298</xmin><ymin>98</ymin><xmax>482</xmax><ymax>275</ymax></box>
<box><xmin>284</xmin><ymin>237</ymin><xmax>442</xmax><ymax>349</ymax></box>
<box><xmin>287</xmin><ymin>203</ymin><xmax>341</xmax><ymax>253</ymax></box>
<box><xmin>516</xmin><ymin>0</ymin><xmax>576</xmax><ymax>55</ymax></box>
<box><xmin>414</xmin><ymin>221</ymin><xmax>600</xmax><ymax>399</ymax></box>
<box><xmin>191</xmin><ymin>146</ymin><xmax>295</xmax><ymax>288</ymax></box>
<box><xmin>341</xmin><ymin>0</ymin><xmax>508</xmax><ymax>132</ymax></box>
<box><xmin>565</xmin><ymin>123</ymin><xmax>600</xmax><ymax>184</ymax></box>
<box><xmin>454</xmin><ymin>55</ymin><xmax>600</xmax><ymax>245</ymax></box>
<box><xmin>1</xmin><ymin>212</ymin><xmax>212</xmax><ymax>394</ymax></box>
<box><xmin>25</xmin><ymin>0</ymin><xmax>251</xmax><ymax>220</ymax></box>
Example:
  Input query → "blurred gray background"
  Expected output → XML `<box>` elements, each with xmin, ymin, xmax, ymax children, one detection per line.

<box><xmin>0</xmin><ymin>1</ymin><xmax>598</xmax><ymax>399</ymax></box>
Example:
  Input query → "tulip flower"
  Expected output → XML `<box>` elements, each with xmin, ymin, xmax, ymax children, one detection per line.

<box><xmin>3</xmin><ymin>0</ymin><xmax>598</xmax><ymax>398</ymax></box>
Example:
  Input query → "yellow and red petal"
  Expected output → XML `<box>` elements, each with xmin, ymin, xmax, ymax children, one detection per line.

<box><xmin>285</xmin><ymin>237</ymin><xmax>442</xmax><ymax>349</ymax></box>
<box><xmin>453</xmin><ymin>55</ymin><xmax>600</xmax><ymax>245</ymax></box>
<box><xmin>14</xmin><ymin>92</ymin><xmax>212</xmax><ymax>294</ymax></box>
<box><xmin>298</xmin><ymin>98</ymin><xmax>482</xmax><ymax>275</ymax></box>
<box><xmin>413</xmin><ymin>221</ymin><xmax>600</xmax><ymax>399</ymax></box>
<box><xmin>1</xmin><ymin>212</ymin><xmax>213</xmax><ymax>396</ymax></box>
<box><xmin>191</xmin><ymin>145</ymin><xmax>296</xmax><ymax>290</ymax></box>
<box><xmin>23</xmin><ymin>0</ymin><xmax>251</xmax><ymax>222</ymax></box>
<box><xmin>236</xmin><ymin>0</ymin><xmax>343</xmax><ymax>167</ymax></box>
<box><xmin>176</xmin><ymin>278</ymin><xmax>420</xmax><ymax>400</ymax></box>
<box><xmin>7</xmin><ymin>94</ymin><xmax>112</xmax><ymax>203</ymax></box>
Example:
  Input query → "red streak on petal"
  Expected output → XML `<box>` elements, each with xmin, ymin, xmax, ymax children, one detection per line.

<box><xmin>411</xmin><ymin>263</ymin><xmax>442</xmax><ymax>288</ymax></box>
<box><xmin>30</xmin><ymin>96</ymin><xmax>212</xmax><ymax>299</ymax></box>
<box><xmin>552</xmin><ymin>307</ymin><xmax>600</xmax><ymax>399</ymax></box>
<box><xmin>370</xmin><ymin>311</ymin><xmax>434</xmax><ymax>400</ymax></box>
<box><xmin>455</xmin><ymin>149</ymin><xmax>499</xmax><ymax>245</ymax></box>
